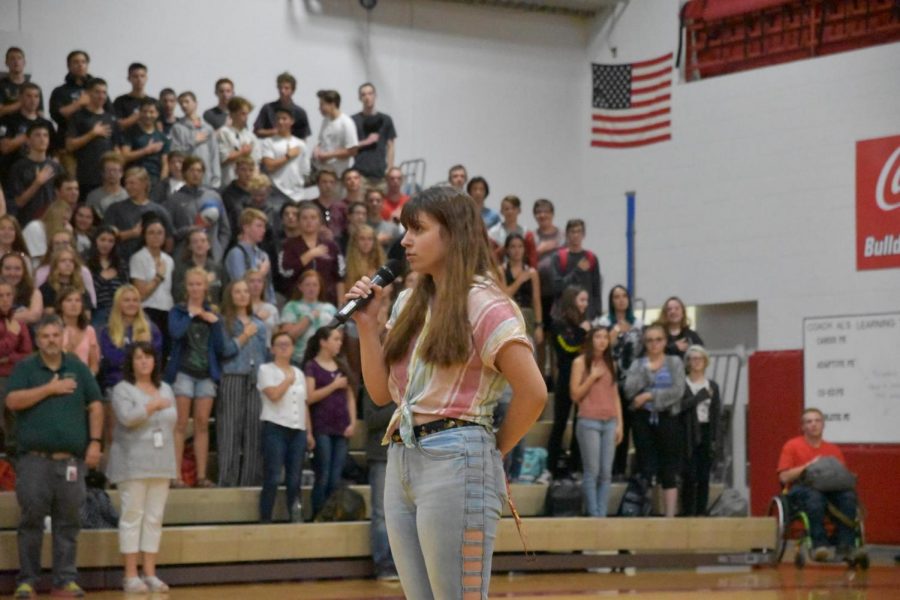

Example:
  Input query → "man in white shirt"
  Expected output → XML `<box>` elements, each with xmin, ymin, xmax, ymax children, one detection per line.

<box><xmin>312</xmin><ymin>90</ymin><xmax>358</xmax><ymax>179</ymax></box>
<box><xmin>260</xmin><ymin>107</ymin><xmax>308</xmax><ymax>201</ymax></box>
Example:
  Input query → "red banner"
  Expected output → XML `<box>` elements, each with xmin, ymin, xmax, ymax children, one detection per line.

<box><xmin>856</xmin><ymin>134</ymin><xmax>900</xmax><ymax>271</ymax></box>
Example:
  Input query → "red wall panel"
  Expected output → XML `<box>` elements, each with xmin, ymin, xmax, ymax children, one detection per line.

<box><xmin>748</xmin><ymin>350</ymin><xmax>900</xmax><ymax>544</ymax></box>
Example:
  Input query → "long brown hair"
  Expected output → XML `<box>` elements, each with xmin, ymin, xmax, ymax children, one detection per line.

<box><xmin>0</xmin><ymin>215</ymin><xmax>29</xmax><ymax>255</ymax></box>
<box><xmin>559</xmin><ymin>285</ymin><xmax>587</xmax><ymax>327</ymax></box>
<box><xmin>56</xmin><ymin>287</ymin><xmax>89</xmax><ymax>330</ymax></box>
<box><xmin>582</xmin><ymin>326</ymin><xmax>616</xmax><ymax>378</ymax></box>
<box><xmin>39</xmin><ymin>201</ymin><xmax>74</xmax><ymax>266</ymax></box>
<box><xmin>655</xmin><ymin>295</ymin><xmax>690</xmax><ymax>331</ymax></box>
<box><xmin>383</xmin><ymin>186</ymin><xmax>498</xmax><ymax>367</ymax></box>
<box><xmin>1</xmin><ymin>252</ymin><xmax>34</xmax><ymax>306</ymax></box>
<box><xmin>344</xmin><ymin>224</ymin><xmax>385</xmax><ymax>288</ymax></box>
<box><xmin>220</xmin><ymin>280</ymin><xmax>251</xmax><ymax>334</ymax></box>
<box><xmin>47</xmin><ymin>248</ymin><xmax>86</xmax><ymax>296</ymax></box>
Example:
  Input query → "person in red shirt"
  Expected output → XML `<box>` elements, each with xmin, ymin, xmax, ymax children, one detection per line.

<box><xmin>0</xmin><ymin>279</ymin><xmax>33</xmax><ymax>451</ymax></box>
<box><xmin>381</xmin><ymin>167</ymin><xmax>408</xmax><ymax>222</ymax></box>
<box><xmin>777</xmin><ymin>408</ymin><xmax>860</xmax><ymax>562</ymax></box>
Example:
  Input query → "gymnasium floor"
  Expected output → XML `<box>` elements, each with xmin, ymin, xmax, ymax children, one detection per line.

<box><xmin>83</xmin><ymin>562</ymin><xmax>898</xmax><ymax>599</ymax></box>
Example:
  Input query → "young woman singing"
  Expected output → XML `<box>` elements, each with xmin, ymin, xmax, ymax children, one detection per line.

<box><xmin>346</xmin><ymin>187</ymin><xmax>545</xmax><ymax>599</ymax></box>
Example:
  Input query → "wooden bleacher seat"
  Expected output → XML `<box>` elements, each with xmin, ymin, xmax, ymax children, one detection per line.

<box><xmin>0</xmin><ymin>482</ymin><xmax>725</xmax><ymax>529</ymax></box>
<box><xmin>0</xmin><ymin>517</ymin><xmax>776</xmax><ymax>571</ymax></box>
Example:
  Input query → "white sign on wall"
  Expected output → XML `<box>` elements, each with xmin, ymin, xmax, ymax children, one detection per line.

<box><xmin>803</xmin><ymin>312</ymin><xmax>900</xmax><ymax>444</ymax></box>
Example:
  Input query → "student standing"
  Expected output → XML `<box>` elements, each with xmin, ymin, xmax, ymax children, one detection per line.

<box><xmin>346</xmin><ymin>187</ymin><xmax>545</xmax><ymax>598</ymax></box>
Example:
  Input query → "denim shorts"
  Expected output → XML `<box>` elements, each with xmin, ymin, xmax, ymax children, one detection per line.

<box><xmin>172</xmin><ymin>372</ymin><xmax>216</xmax><ymax>398</ymax></box>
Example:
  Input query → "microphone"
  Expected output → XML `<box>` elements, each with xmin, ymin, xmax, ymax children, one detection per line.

<box><xmin>332</xmin><ymin>259</ymin><xmax>404</xmax><ymax>325</ymax></box>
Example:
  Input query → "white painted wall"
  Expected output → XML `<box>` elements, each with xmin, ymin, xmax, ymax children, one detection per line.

<box><xmin>584</xmin><ymin>1</ymin><xmax>900</xmax><ymax>351</ymax></box>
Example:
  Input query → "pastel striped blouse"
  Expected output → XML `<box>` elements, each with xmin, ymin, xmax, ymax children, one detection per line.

<box><xmin>383</xmin><ymin>277</ymin><xmax>532</xmax><ymax>446</ymax></box>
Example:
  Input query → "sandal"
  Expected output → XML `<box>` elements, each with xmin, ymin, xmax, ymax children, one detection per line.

<box><xmin>195</xmin><ymin>478</ymin><xmax>216</xmax><ymax>488</ymax></box>
<box><xmin>170</xmin><ymin>479</ymin><xmax>188</xmax><ymax>489</ymax></box>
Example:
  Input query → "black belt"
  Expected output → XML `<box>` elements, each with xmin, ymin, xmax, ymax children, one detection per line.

<box><xmin>390</xmin><ymin>417</ymin><xmax>481</xmax><ymax>443</ymax></box>
<box><xmin>28</xmin><ymin>451</ymin><xmax>74</xmax><ymax>460</ymax></box>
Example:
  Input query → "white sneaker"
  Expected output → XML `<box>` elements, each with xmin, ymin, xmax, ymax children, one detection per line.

<box><xmin>123</xmin><ymin>577</ymin><xmax>149</xmax><ymax>593</ymax></box>
<box><xmin>142</xmin><ymin>575</ymin><xmax>169</xmax><ymax>592</ymax></box>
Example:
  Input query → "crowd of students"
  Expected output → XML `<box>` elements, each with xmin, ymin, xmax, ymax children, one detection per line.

<box><xmin>0</xmin><ymin>45</ymin><xmax>725</xmax><ymax>596</ymax></box>
<box><xmin>498</xmin><ymin>207</ymin><xmax>721</xmax><ymax>521</ymax></box>
<box><xmin>0</xmin><ymin>45</ymin><xmax>410</xmax><ymax>595</ymax></box>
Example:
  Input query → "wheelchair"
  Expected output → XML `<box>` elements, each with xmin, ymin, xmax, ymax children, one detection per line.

<box><xmin>768</xmin><ymin>491</ymin><xmax>868</xmax><ymax>569</ymax></box>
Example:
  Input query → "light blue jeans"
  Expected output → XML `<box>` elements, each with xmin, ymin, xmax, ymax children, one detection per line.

<box><xmin>385</xmin><ymin>426</ymin><xmax>506</xmax><ymax>599</ymax></box>
<box><xmin>575</xmin><ymin>418</ymin><xmax>618</xmax><ymax>517</ymax></box>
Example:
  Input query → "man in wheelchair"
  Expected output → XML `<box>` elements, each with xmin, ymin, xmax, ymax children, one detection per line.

<box><xmin>776</xmin><ymin>408</ymin><xmax>862</xmax><ymax>563</ymax></box>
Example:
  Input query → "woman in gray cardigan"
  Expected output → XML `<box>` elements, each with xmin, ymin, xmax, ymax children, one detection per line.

<box><xmin>623</xmin><ymin>323</ymin><xmax>685</xmax><ymax>517</ymax></box>
<box><xmin>107</xmin><ymin>341</ymin><xmax>177</xmax><ymax>594</ymax></box>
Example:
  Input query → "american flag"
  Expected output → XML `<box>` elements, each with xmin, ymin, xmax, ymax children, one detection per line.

<box><xmin>591</xmin><ymin>53</ymin><xmax>673</xmax><ymax>149</ymax></box>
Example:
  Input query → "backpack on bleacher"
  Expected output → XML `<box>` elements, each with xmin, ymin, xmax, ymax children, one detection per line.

<box><xmin>181</xmin><ymin>438</ymin><xmax>197</xmax><ymax>487</ymax></box>
<box><xmin>618</xmin><ymin>475</ymin><xmax>652</xmax><ymax>517</ymax></box>
<box><xmin>0</xmin><ymin>459</ymin><xmax>15</xmax><ymax>491</ymax></box>
<box><xmin>518</xmin><ymin>447</ymin><xmax>547</xmax><ymax>483</ymax></box>
<box><xmin>80</xmin><ymin>470</ymin><xmax>119</xmax><ymax>529</ymax></box>
<box><xmin>313</xmin><ymin>486</ymin><xmax>366</xmax><ymax>522</ymax></box>
<box><xmin>544</xmin><ymin>476</ymin><xmax>582</xmax><ymax>517</ymax></box>
<box><xmin>707</xmin><ymin>488</ymin><xmax>748</xmax><ymax>517</ymax></box>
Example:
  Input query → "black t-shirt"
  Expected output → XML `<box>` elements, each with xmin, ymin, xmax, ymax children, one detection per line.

<box><xmin>0</xmin><ymin>76</ymin><xmax>45</xmax><ymax>112</ymax></box>
<box><xmin>103</xmin><ymin>198</ymin><xmax>174</xmax><ymax>257</ymax></box>
<box><xmin>113</xmin><ymin>93</ymin><xmax>151</xmax><ymax>121</ymax></box>
<box><xmin>66</xmin><ymin>108</ymin><xmax>119</xmax><ymax>188</ymax></box>
<box><xmin>49</xmin><ymin>74</ymin><xmax>112</xmax><ymax>144</ymax></box>
<box><xmin>504</xmin><ymin>263</ymin><xmax>533</xmax><ymax>309</ymax></box>
<box><xmin>5</xmin><ymin>156</ymin><xmax>63</xmax><ymax>224</ymax></box>
<box><xmin>665</xmin><ymin>327</ymin><xmax>704</xmax><ymax>359</ymax></box>
<box><xmin>0</xmin><ymin>113</ymin><xmax>56</xmax><ymax>182</ymax></box>
<box><xmin>351</xmin><ymin>111</ymin><xmax>397</xmax><ymax>179</ymax></box>
<box><xmin>221</xmin><ymin>181</ymin><xmax>251</xmax><ymax>240</ymax></box>
<box><xmin>122</xmin><ymin>124</ymin><xmax>170</xmax><ymax>181</ymax></box>
<box><xmin>203</xmin><ymin>106</ymin><xmax>227</xmax><ymax>130</ymax></box>
<box><xmin>157</xmin><ymin>117</ymin><xmax>177</xmax><ymax>142</ymax></box>
<box><xmin>1</xmin><ymin>112</ymin><xmax>56</xmax><ymax>146</ymax></box>
<box><xmin>39</xmin><ymin>282</ymin><xmax>94</xmax><ymax>312</ymax></box>
<box><xmin>253</xmin><ymin>100</ymin><xmax>310</xmax><ymax>140</ymax></box>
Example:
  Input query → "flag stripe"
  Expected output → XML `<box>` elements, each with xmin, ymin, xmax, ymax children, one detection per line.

<box><xmin>631</xmin><ymin>66</ymin><xmax>672</xmax><ymax>82</ymax></box>
<box><xmin>632</xmin><ymin>53</ymin><xmax>673</xmax><ymax>68</ymax></box>
<box><xmin>632</xmin><ymin>80</ymin><xmax>672</xmax><ymax>96</ymax></box>
<box><xmin>591</xmin><ymin>134</ymin><xmax>672</xmax><ymax>148</ymax></box>
<box><xmin>592</xmin><ymin>107</ymin><xmax>670</xmax><ymax>123</ymax></box>
<box><xmin>592</xmin><ymin>120</ymin><xmax>671</xmax><ymax>136</ymax></box>
<box><xmin>630</xmin><ymin>94</ymin><xmax>670</xmax><ymax>109</ymax></box>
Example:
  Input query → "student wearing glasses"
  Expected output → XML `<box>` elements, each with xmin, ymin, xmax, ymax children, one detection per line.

<box><xmin>623</xmin><ymin>323</ymin><xmax>685</xmax><ymax>517</ymax></box>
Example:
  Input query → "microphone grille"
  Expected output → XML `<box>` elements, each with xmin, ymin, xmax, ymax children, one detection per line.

<box><xmin>377</xmin><ymin>259</ymin><xmax>405</xmax><ymax>281</ymax></box>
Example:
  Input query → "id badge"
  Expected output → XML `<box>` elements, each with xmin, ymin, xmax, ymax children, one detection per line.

<box><xmin>152</xmin><ymin>429</ymin><xmax>164</xmax><ymax>449</ymax></box>
<box><xmin>66</xmin><ymin>463</ymin><xmax>78</xmax><ymax>482</ymax></box>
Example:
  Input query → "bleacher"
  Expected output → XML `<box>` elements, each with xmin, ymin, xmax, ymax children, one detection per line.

<box><xmin>0</xmin><ymin>401</ymin><xmax>777</xmax><ymax>591</ymax></box>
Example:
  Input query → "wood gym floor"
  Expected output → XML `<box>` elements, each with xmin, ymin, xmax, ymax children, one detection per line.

<box><xmin>81</xmin><ymin>562</ymin><xmax>898</xmax><ymax>599</ymax></box>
